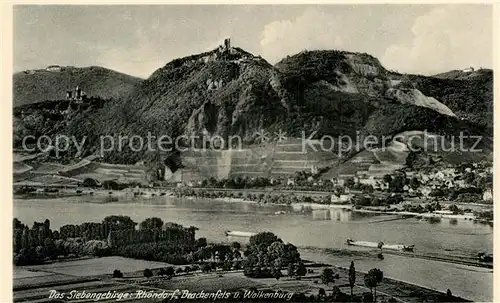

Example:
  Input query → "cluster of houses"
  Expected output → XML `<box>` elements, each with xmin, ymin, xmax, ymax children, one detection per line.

<box><xmin>411</xmin><ymin>165</ymin><xmax>492</xmax><ymax>198</ymax></box>
<box><xmin>165</xmin><ymin>157</ymin><xmax>493</xmax><ymax>203</ymax></box>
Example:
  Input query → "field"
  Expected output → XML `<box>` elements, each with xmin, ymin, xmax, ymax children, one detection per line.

<box><xmin>23</xmin><ymin>257</ymin><xmax>174</xmax><ymax>277</ymax></box>
<box><xmin>14</xmin><ymin>268</ymin><xmax>54</xmax><ymax>279</ymax></box>
<box><xmin>143</xmin><ymin>273</ymin><xmax>266</xmax><ymax>292</ymax></box>
<box><xmin>13</xmin><ymin>255</ymin><xmax>470</xmax><ymax>303</ymax></box>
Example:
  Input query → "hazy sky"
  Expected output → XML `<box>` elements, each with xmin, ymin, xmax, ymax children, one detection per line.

<box><xmin>13</xmin><ymin>5</ymin><xmax>492</xmax><ymax>78</ymax></box>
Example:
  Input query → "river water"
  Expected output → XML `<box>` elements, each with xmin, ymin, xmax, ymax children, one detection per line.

<box><xmin>14</xmin><ymin>196</ymin><xmax>493</xmax><ymax>301</ymax></box>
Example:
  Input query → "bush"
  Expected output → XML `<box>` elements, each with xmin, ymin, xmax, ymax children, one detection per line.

<box><xmin>143</xmin><ymin>268</ymin><xmax>153</xmax><ymax>278</ymax></box>
<box><xmin>175</xmin><ymin>267</ymin><xmax>184</xmax><ymax>274</ymax></box>
<box><xmin>112</xmin><ymin>269</ymin><xmax>123</xmax><ymax>278</ymax></box>
<box><xmin>165</xmin><ymin>266</ymin><xmax>175</xmax><ymax>277</ymax></box>
<box><xmin>362</xmin><ymin>292</ymin><xmax>373</xmax><ymax>302</ymax></box>
<box><xmin>82</xmin><ymin>178</ymin><xmax>99</xmax><ymax>188</ymax></box>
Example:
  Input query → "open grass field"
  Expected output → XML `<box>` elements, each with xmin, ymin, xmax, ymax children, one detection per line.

<box><xmin>14</xmin><ymin>273</ymin><xmax>96</xmax><ymax>290</ymax></box>
<box><xmin>14</xmin><ymin>268</ymin><xmax>54</xmax><ymax>279</ymax></box>
<box><xmin>23</xmin><ymin>257</ymin><xmax>174</xmax><ymax>277</ymax></box>
<box><xmin>142</xmin><ymin>273</ymin><xmax>266</xmax><ymax>292</ymax></box>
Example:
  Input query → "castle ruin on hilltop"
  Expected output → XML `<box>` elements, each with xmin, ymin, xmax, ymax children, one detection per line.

<box><xmin>66</xmin><ymin>86</ymin><xmax>87</xmax><ymax>101</ymax></box>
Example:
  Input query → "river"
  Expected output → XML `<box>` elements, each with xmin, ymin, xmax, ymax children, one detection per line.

<box><xmin>14</xmin><ymin>196</ymin><xmax>493</xmax><ymax>302</ymax></box>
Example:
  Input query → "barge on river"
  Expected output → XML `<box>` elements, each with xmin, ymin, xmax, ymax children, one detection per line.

<box><xmin>346</xmin><ymin>239</ymin><xmax>414</xmax><ymax>252</ymax></box>
<box><xmin>225</xmin><ymin>231</ymin><xmax>257</xmax><ymax>238</ymax></box>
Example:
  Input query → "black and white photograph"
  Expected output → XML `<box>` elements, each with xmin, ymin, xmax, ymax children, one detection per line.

<box><xmin>10</xmin><ymin>3</ymin><xmax>494</xmax><ymax>303</ymax></box>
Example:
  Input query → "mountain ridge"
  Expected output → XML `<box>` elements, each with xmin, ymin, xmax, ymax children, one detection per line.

<box><xmin>12</xmin><ymin>42</ymin><xmax>493</xmax><ymax>171</ymax></box>
<box><xmin>13</xmin><ymin>66</ymin><xmax>143</xmax><ymax>107</ymax></box>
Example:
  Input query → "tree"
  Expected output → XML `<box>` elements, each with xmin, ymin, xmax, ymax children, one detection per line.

<box><xmin>463</xmin><ymin>172</ymin><xmax>475</xmax><ymax>184</ymax></box>
<box><xmin>165</xmin><ymin>266</ymin><xmax>175</xmax><ymax>278</ymax></box>
<box><xmin>249</xmin><ymin>232</ymin><xmax>282</xmax><ymax>248</ymax></box>
<box><xmin>448</xmin><ymin>204</ymin><xmax>463</xmax><ymax>215</ymax></box>
<box><xmin>349</xmin><ymin>261</ymin><xmax>356</xmax><ymax>299</ymax></box>
<box><xmin>222</xmin><ymin>260</ymin><xmax>232</xmax><ymax>272</ymax></box>
<box><xmin>387</xmin><ymin>194</ymin><xmax>403</xmax><ymax>205</ymax></box>
<box><xmin>364</xmin><ymin>268</ymin><xmax>383</xmax><ymax>302</ymax></box>
<box><xmin>102</xmin><ymin>216</ymin><xmax>137</xmax><ymax>231</ymax></box>
<box><xmin>195</xmin><ymin>246</ymin><xmax>212</xmax><ymax>261</ymax></box>
<box><xmin>383</xmin><ymin>174</ymin><xmax>392</xmax><ymax>184</ymax></box>
<box><xmin>320</xmin><ymin>268</ymin><xmax>335</xmax><ymax>286</ymax></box>
<box><xmin>409</xmin><ymin>177</ymin><xmax>420</xmax><ymax>190</ymax></box>
<box><xmin>346</xmin><ymin>178</ymin><xmax>355</xmax><ymax>188</ymax></box>
<box><xmin>389</xmin><ymin>175</ymin><xmax>405</xmax><ymax>192</ymax></box>
<box><xmin>139</xmin><ymin>217</ymin><xmax>164</xmax><ymax>230</ymax></box>
<box><xmin>112</xmin><ymin>269</ymin><xmax>123</xmax><ymax>278</ymax></box>
<box><xmin>243</xmin><ymin>232</ymin><xmax>302</xmax><ymax>278</ymax></box>
<box><xmin>287</xmin><ymin>263</ymin><xmax>297</xmax><ymax>277</ymax></box>
<box><xmin>272</xmin><ymin>267</ymin><xmax>282</xmax><ymax>281</ymax></box>
<box><xmin>331</xmin><ymin>285</ymin><xmax>341</xmax><ymax>302</ymax></box>
<box><xmin>102</xmin><ymin>180</ymin><xmax>119</xmax><ymax>190</ymax></box>
<box><xmin>143</xmin><ymin>268</ymin><xmax>153</xmax><ymax>278</ymax></box>
<box><xmin>446</xmin><ymin>289</ymin><xmax>452</xmax><ymax>297</ymax></box>
<box><xmin>296</xmin><ymin>262</ymin><xmax>307</xmax><ymax>279</ymax></box>
<box><xmin>82</xmin><ymin>178</ymin><xmax>99</xmax><ymax>188</ymax></box>
<box><xmin>201</xmin><ymin>263</ymin><xmax>212</xmax><ymax>273</ymax></box>
<box><xmin>318</xmin><ymin>288</ymin><xmax>326</xmax><ymax>299</ymax></box>
<box><xmin>231</xmin><ymin>241</ymin><xmax>241</xmax><ymax>250</ymax></box>
<box><xmin>191</xmin><ymin>264</ymin><xmax>200</xmax><ymax>271</ymax></box>
<box><xmin>196</xmin><ymin>237</ymin><xmax>208</xmax><ymax>248</ymax></box>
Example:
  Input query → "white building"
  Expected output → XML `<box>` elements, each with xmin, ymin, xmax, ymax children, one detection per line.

<box><xmin>434</xmin><ymin>171</ymin><xmax>446</xmax><ymax>180</ymax></box>
<box><xmin>434</xmin><ymin>210</ymin><xmax>454</xmax><ymax>215</ymax></box>
<box><xmin>331</xmin><ymin>193</ymin><xmax>353</xmax><ymax>204</ymax></box>
<box><xmin>311</xmin><ymin>166</ymin><xmax>319</xmax><ymax>175</ymax></box>
<box><xmin>420</xmin><ymin>187</ymin><xmax>432</xmax><ymax>197</ymax></box>
<box><xmin>46</xmin><ymin>65</ymin><xmax>62</xmax><ymax>72</ymax></box>
<box><xmin>359</xmin><ymin>178</ymin><xmax>376</xmax><ymax>186</ymax></box>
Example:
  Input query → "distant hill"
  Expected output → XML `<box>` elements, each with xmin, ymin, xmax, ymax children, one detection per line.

<box><xmin>408</xmin><ymin>69</ymin><xmax>493</xmax><ymax>127</ymax></box>
<box><xmin>13</xmin><ymin>66</ymin><xmax>142</xmax><ymax>107</ymax></box>
<box><xmin>433</xmin><ymin>68</ymin><xmax>492</xmax><ymax>80</ymax></box>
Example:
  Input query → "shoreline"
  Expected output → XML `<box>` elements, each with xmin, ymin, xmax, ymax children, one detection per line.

<box><xmin>299</xmin><ymin>246</ymin><xmax>493</xmax><ymax>270</ymax></box>
<box><xmin>13</xmin><ymin>195</ymin><xmax>491</xmax><ymax>301</ymax></box>
<box><xmin>14</xmin><ymin>188</ymin><xmax>493</xmax><ymax>223</ymax></box>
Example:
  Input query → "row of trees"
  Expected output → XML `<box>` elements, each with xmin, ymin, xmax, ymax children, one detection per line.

<box><xmin>81</xmin><ymin>178</ymin><xmax>144</xmax><ymax>190</ymax></box>
<box><xmin>173</xmin><ymin>188</ymin><xmax>331</xmax><ymax>205</ymax></box>
<box><xmin>352</xmin><ymin>194</ymin><xmax>403</xmax><ymax>208</ymax></box>
<box><xmin>13</xmin><ymin>216</ymin><xmax>198</xmax><ymax>266</ymax></box>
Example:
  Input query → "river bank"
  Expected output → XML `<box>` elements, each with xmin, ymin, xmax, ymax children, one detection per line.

<box><xmin>299</xmin><ymin>246</ymin><xmax>493</xmax><ymax>269</ymax></box>
<box><xmin>298</xmin><ymin>248</ymin><xmax>491</xmax><ymax>302</ymax></box>
<box><xmin>14</xmin><ymin>196</ymin><xmax>492</xmax><ymax>302</ymax></box>
<box><xmin>14</xmin><ymin>186</ymin><xmax>493</xmax><ymax>224</ymax></box>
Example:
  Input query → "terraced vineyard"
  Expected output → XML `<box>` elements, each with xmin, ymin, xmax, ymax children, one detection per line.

<box><xmin>176</xmin><ymin>139</ymin><xmax>338</xmax><ymax>182</ymax></box>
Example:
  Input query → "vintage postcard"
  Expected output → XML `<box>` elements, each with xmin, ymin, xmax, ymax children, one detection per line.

<box><xmin>9</xmin><ymin>3</ymin><xmax>495</xmax><ymax>303</ymax></box>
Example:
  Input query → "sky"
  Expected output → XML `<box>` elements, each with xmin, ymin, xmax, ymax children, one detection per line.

<box><xmin>13</xmin><ymin>4</ymin><xmax>493</xmax><ymax>78</ymax></box>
